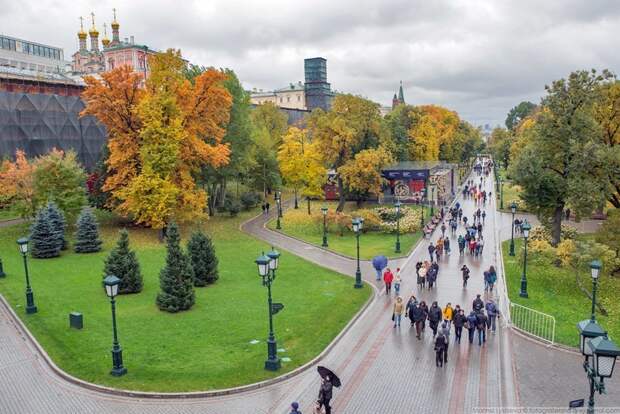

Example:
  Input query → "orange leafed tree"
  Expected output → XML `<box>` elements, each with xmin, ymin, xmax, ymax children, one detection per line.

<box><xmin>81</xmin><ymin>50</ymin><xmax>232</xmax><ymax>228</ymax></box>
<box><xmin>0</xmin><ymin>150</ymin><xmax>36</xmax><ymax>217</ymax></box>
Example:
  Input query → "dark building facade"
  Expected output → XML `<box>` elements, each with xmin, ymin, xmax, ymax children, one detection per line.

<box><xmin>304</xmin><ymin>57</ymin><xmax>334</xmax><ymax>111</ymax></box>
<box><xmin>0</xmin><ymin>72</ymin><xmax>106</xmax><ymax>170</ymax></box>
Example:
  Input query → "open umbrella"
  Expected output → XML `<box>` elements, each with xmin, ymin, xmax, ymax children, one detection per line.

<box><xmin>317</xmin><ymin>366</ymin><xmax>341</xmax><ymax>388</ymax></box>
<box><xmin>372</xmin><ymin>255</ymin><xmax>388</xmax><ymax>271</ymax></box>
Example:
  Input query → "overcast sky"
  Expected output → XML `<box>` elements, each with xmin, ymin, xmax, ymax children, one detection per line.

<box><xmin>2</xmin><ymin>0</ymin><xmax>620</xmax><ymax>126</ymax></box>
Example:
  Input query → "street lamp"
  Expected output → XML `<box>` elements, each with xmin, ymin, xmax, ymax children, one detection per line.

<box><xmin>394</xmin><ymin>201</ymin><xmax>402</xmax><ymax>254</ymax></box>
<box><xmin>509</xmin><ymin>201</ymin><xmax>517</xmax><ymax>256</ymax></box>
<box><xmin>275</xmin><ymin>192</ymin><xmax>282</xmax><ymax>230</ymax></box>
<box><xmin>352</xmin><ymin>218</ymin><xmax>364</xmax><ymax>289</ymax></box>
<box><xmin>103</xmin><ymin>275</ymin><xmax>127</xmax><ymax>376</ymax></box>
<box><xmin>430</xmin><ymin>187</ymin><xmax>435</xmax><ymax>217</ymax></box>
<box><xmin>277</xmin><ymin>191</ymin><xmax>283</xmax><ymax>219</ymax></box>
<box><xmin>0</xmin><ymin>257</ymin><xmax>6</xmax><ymax>278</ymax></box>
<box><xmin>321</xmin><ymin>206</ymin><xmax>329</xmax><ymax>247</ymax></box>
<box><xmin>420</xmin><ymin>188</ymin><xmax>426</xmax><ymax>227</ymax></box>
<box><xmin>576</xmin><ymin>258</ymin><xmax>620</xmax><ymax>414</ymax></box>
<box><xmin>500</xmin><ymin>178</ymin><xmax>504</xmax><ymax>210</ymax></box>
<box><xmin>256</xmin><ymin>248</ymin><xmax>281</xmax><ymax>371</ymax></box>
<box><xmin>519</xmin><ymin>220</ymin><xmax>531</xmax><ymax>298</ymax></box>
<box><xmin>16</xmin><ymin>238</ymin><xmax>37</xmax><ymax>314</ymax></box>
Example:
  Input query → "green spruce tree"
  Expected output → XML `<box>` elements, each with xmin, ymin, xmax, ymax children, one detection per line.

<box><xmin>74</xmin><ymin>208</ymin><xmax>102</xmax><ymax>253</ymax></box>
<box><xmin>187</xmin><ymin>230</ymin><xmax>219</xmax><ymax>287</ymax></box>
<box><xmin>46</xmin><ymin>201</ymin><xmax>67</xmax><ymax>250</ymax></box>
<box><xmin>30</xmin><ymin>207</ymin><xmax>61</xmax><ymax>258</ymax></box>
<box><xmin>156</xmin><ymin>223</ymin><xmax>195</xmax><ymax>312</ymax></box>
<box><xmin>103</xmin><ymin>229</ymin><xmax>143</xmax><ymax>294</ymax></box>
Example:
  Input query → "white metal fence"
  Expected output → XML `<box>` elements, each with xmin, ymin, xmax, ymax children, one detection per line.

<box><xmin>509</xmin><ymin>302</ymin><xmax>556</xmax><ymax>345</ymax></box>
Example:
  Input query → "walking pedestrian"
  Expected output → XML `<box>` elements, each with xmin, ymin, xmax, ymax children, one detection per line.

<box><xmin>476</xmin><ymin>311</ymin><xmax>488</xmax><ymax>346</ymax></box>
<box><xmin>466</xmin><ymin>311</ymin><xmax>477</xmax><ymax>344</ymax></box>
<box><xmin>428</xmin><ymin>242</ymin><xmax>436</xmax><ymax>262</ymax></box>
<box><xmin>482</xmin><ymin>210</ymin><xmax>487</xmax><ymax>225</ymax></box>
<box><xmin>265</xmin><ymin>202</ymin><xmax>270</xmax><ymax>213</ymax></box>
<box><xmin>461</xmin><ymin>264</ymin><xmax>470</xmax><ymax>287</ymax></box>
<box><xmin>444</xmin><ymin>237</ymin><xmax>451</xmax><ymax>255</ymax></box>
<box><xmin>453</xmin><ymin>309</ymin><xmax>466</xmax><ymax>344</ymax></box>
<box><xmin>487</xmin><ymin>265</ymin><xmax>496</xmax><ymax>292</ymax></box>
<box><xmin>409</xmin><ymin>301</ymin><xmax>424</xmax><ymax>339</ymax></box>
<box><xmin>440</xmin><ymin>322</ymin><xmax>450</xmax><ymax>363</ymax></box>
<box><xmin>261</xmin><ymin>203</ymin><xmax>266</xmax><ymax>215</ymax></box>
<box><xmin>372</xmin><ymin>255</ymin><xmax>388</xmax><ymax>281</ymax></box>
<box><xmin>428</xmin><ymin>301</ymin><xmax>442</xmax><ymax>336</ymax></box>
<box><xmin>485</xmin><ymin>299</ymin><xmax>498</xmax><ymax>333</ymax></box>
<box><xmin>427</xmin><ymin>266</ymin><xmax>437</xmax><ymax>289</ymax></box>
<box><xmin>458</xmin><ymin>235</ymin><xmax>465</xmax><ymax>255</ymax></box>
<box><xmin>441</xmin><ymin>222</ymin><xmax>446</xmax><ymax>238</ymax></box>
<box><xmin>420</xmin><ymin>301</ymin><xmax>429</xmax><ymax>331</ymax></box>
<box><xmin>289</xmin><ymin>402</ymin><xmax>302</xmax><ymax>414</ymax></box>
<box><xmin>443</xmin><ymin>302</ymin><xmax>454</xmax><ymax>329</ymax></box>
<box><xmin>418</xmin><ymin>264</ymin><xmax>427</xmax><ymax>288</ymax></box>
<box><xmin>383</xmin><ymin>268</ymin><xmax>394</xmax><ymax>295</ymax></box>
<box><xmin>317</xmin><ymin>377</ymin><xmax>333</xmax><ymax>414</ymax></box>
<box><xmin>394</xmin><ymin>270</ymin><xmax>402</xmax><ymax>296</ymax></box>
<box><xmin>436</xmin><ymin>238</ymin><xmax>444</xmax><ymax>260</ymax></box>
<box><xmin>435</xmin><ymin>333</ymin><xmax>447</xmax><ymax>367</ymax></box>
<box><xmin>473</xmin><ymin>294</ymin><xmax>484</xmax><ymax>312</ymax></box>
<box><xmin>392</xmin><ymin>296</ymin><xmax>404</xmax><ymax>328</ymax></box>
<box><xmin>406</xmin><ymin>295</ymin><xmax>418</xmax><ymax>325</ymax></box>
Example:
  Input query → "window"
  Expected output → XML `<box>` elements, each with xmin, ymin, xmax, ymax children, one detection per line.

<box><xmin>1</xmin><ymin>38</ymin><xmax>9</xmax><ymax>50</ymax></box>
<box><xmin>287</xmin><ymin>96</ymin><xmax>290</xmax><ymax>102</ymax></box>
<box><xmin>297</xmin><ymin>95</ymin><xmax>300</xmax><ymax>101</ymax></box>
<box><xmin>9</xmin><ymin>39</ymin><xmax>16</xmax><ymax>51</ymax></box>
<box><xmin>279</xmin><ymin>97</ymin><xmax>283</xmax><ymax>103</ymax></box>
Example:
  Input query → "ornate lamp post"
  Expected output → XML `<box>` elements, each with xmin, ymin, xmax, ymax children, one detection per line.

<box><xmin>352</xmin><ymin>218</ymin><xmax>364</xmax><ymax>289</ymax></box>
<box><xmin>519</xmin><ymin>220</ymin><xmax>531</xmax><ymax>298</ymax></box>
<box><xmin>509</xmin><ymin>201</ymin><xmax>517</xmax><ymax>256</ymax></box>
<box><xmin>321</xmin><ymin>206</ymin><xmax>329</xmax><ymax>247</ymax></box>
<box><xmin>430</xmin><ymin>186</ymin><xmax>435</xmax><ymax>217</ymax></box>
<box><xmin>16</xmin><ymin>238</ymin><xmax>37</xmax><ymax>314</ymax></box>
<box><xmin>500</xmin><ymin>178</ymin><xmax>504</xmax><ymax>210</ymax></box>
<box><xmin>394</xmin><ymin>201</ymin><xmax>402</xmax><ymax>254</ymax></box>
<box><xmin>420</xmin><ymin>188</ymin><xmax>426</xmax><ymax>228</ymax></box>
<box><xmin>275</xmin><ymin>192</ymin><xmax>282</xmax><ymax>230</ymax></box>
<box><xmin>277</xmin><ymin>191</ymin><xmax>283</xmax><ymax>219</ymax></box>
<box><xmin>576</xmin><ymin>260</ymin><xmax>620</xmax><ymax>414</ymax></box>
<box><xmin>103</xmin><ymin>275</ymin><xmax>127</xmax><ymax>376</ymax></box>
<box><xmin>256</xmin><ymin>248</ymin><xmax>282</xmax><ymax>371</ymax></box>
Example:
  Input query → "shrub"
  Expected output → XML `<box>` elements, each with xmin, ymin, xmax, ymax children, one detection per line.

<box><xmin>74</xmin><ymin>208</ymin><xmax>102</xmax><ymax>253</ymax></box>
<box><xmin>240</xmin><ymin>192</ymin><xmax>262</xmax><ymax>210</ymax></box>
<box><xmin>187</xmin><ymin>230</ymin><xmax>219</xmax><ymax>286</ymax></box>
<box><xmin>156</xmin><ymin>223</ymin><xmax>195</xmax><ymax>312</ymax></box>
<box><xmin>375</xmin><ymin>206</ymin><xmax>422</xmax><ymax>233</ymax></box>
<box><xmin>30</xmin><ymin>207</ymin><xmax>61</xmax><ymax>258</ymax></box>
<box><xmin>103</xmin><ymin>229</ymin><xmax>143</xmax><ymax>294</ymax></box>
<box><xmin>349</xmin><ymin>209</ymin><xmax>382</xmax><ymax>232</ymax></box>
<box><xmin>556</xmin><ymin>239</ymin><xmax>576</xmax><ymax>267</ymax></box>
<box><xmin>224</xmin><ymin>196</ymin><xmax>241</xmax><ymax>216</ymax></box>
<box><xmin>529</xmin><ymin>225</ymin><xmax>578</xmax><ymax>243</ymax></box>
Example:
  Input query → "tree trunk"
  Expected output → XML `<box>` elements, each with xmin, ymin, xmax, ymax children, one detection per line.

<box><xmin>551</xmin><ymin>204</ymin><xmax>564</xmax><ymax>247</ymax></box>
<box><xmin>307</xmin><ymin>197</ymin><xmax>311</xmax><ymax>215</ymax></box>
<box><xmin>336</xmin><ymin>176</ymin><xmax>346</xmax><ymax>212</ymax></box>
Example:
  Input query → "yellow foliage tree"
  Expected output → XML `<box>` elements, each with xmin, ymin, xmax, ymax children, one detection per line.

<box><xmin>408</xmin><ymin>115</ymin><xmax>440</xmax><ymax>160</ymax></box>
<box><xmin>0</xmin><ymin>150</ymin><xmax>35</xmax><ymax>217</ymax></box>
<box><xmin>339</xmin><ymin>147</ymin><xmax>392</xmax><ymax>199</ymax></box>
<box><xmin>82</xmin><ymin>49</ymin><xmax>232</xmax><ymax>228</ymax></box>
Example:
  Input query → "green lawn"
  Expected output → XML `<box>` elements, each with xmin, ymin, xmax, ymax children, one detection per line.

<box><xmin>503</xmin><ymin>239</ymin><xmax>619</xmax><ymax>347</ymax></box>
<box><xmin>0</xmin><ymin>209</ymin><xmax>370</xmax><ymax>392</ymax></box>
<box><xmin>0</xmin><ymin>205</ymin><xmax>19</xmax><ymax>221</ymax></box>
<box><xmin>267</xmin><ymin>203</ymin><xmax>428</xmax><ymax>260</ymax></box>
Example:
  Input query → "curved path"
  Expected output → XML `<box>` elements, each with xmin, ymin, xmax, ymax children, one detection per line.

<box><xmin>1</xmin><ymin>172</ymin><xmax>618</xmax><ymax>413</ymax></box>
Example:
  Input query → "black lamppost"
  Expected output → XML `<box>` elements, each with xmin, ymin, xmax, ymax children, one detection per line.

<box><xmin>321</xmin><ymin>206</ymin><xmax>328</xmax><ymax>247</ymax></box>
<box><xmin>500</xmin><ymin>178</ymin><xmax>504</xmax><ymax>210</ymax></box>
<box><xmin>277</xmin><ymin>191</ymin><xmax>283</xmax><ymax>219</ymax></box>
<box><xmin>577</xmin><ymin>260</ymin><xmax>620</xmax><ymax>414</ymax></box>
<box><xmin>103</xmin><ymin>275</ymin><xmax>127</xmax><ymax>376</ymax></box>
<box><xmin>394</xmin><ymin>201</ymin><xmax>402</xmax><ymax>254</ymax></box>
<box><xmin>256</xmin><ymin>247</ymin><xmax>281</xmax><ymax>371</ymax></box>
<box><xmin>294</xmin><ymin>188</ymin><xmax>299</xmax><ymax>209</ymax></box>
<box><xmin>352</xmin><ymin>218</ymin><xmax>364</xmax><ymax>289</ymax></box>
<box><xmin>16</xmin><ymin>238</ymin><xmax>37</xmax><ymax>314</ymax></box>
<box><xmin>275</xmin><ymin>192</ymin><xmax>282</xmax><ymax>230</ymax></box>
<box><xmin>419</xmin><ymin>188</ymin><xmax>426</xmax><ymax>227</ymax></box>
<box><xmin>430</xmin><ymin>187</ymin><xmax>435</xmax><ymax>217</ymax></box>
<box><xmin>0</xmin><ymin>257</ymin><xmax>6</xmax><ymax>278</ymax></box>
<box><xmin>519</xmin><ymin>220</ymin><xmax>531</xmax><ymax>298</ymax></box>
<box><xmin>509</xmin><ymin>201</ymin><xmax>517</xmax><ymax>256</ymax></box>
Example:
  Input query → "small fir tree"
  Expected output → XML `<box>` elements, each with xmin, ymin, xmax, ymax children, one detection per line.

<box><xmin>187</xmin><ymin>230</ymin><xmax>219</xmax><ymax>287</ymax></box>
<box><xmin>103</xmin><ymin>229</ymin><xmax>143</xmax><ymax>294</ymax></box>
<box><xmin>74</xmin><ymin>208</ymin><xmax>102</xmax><ymax>253</ymax></box>
<box><xmin>45</xmin><ymin>201</ymin><xmax>67</xmax><ymax>250</ymax></box>
<box><xmin>156</xmin><ymin>223</ymin><xmax>195</xmax><ymax>312</ymax></box>
<box><xmin>30</xmin><ymin>207</ymin><xmax>61</xmax><ymax>258</ymax></box>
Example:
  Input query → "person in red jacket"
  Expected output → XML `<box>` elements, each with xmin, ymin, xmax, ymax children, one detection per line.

<box><xmin>383</xmin><ymin>268</ymin><xmax>394</xmax><ymax>295</ymax></box>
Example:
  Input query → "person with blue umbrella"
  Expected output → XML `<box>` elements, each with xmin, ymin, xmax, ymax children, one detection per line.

<box><xmin>372</xmin><ymin>255</ymin><xmax>388</xmax><ymax>281</ymax></box>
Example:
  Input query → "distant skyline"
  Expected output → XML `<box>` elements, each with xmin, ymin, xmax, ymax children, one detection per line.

<box><xmin>2</xmin><ymin>0</ymin><xmax>619</xmax><ymax>126</ymax></box>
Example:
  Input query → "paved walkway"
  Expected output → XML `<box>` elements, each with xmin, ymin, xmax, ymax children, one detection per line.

<box><xmin>0</xmin><ymin>171</ymin><xmax>617</xmax><ymax>413</ymax></box>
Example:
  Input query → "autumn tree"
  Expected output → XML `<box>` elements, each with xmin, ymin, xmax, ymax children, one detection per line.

<box><xmin>488</xmin><ymin>127</ymin><xmax>514</xmax><ymax>169</ymax></box>
<box><xmin>506</xmin><ymin>101</ymin><xmax>536</xmax><ymax>130</ymax></box>
<box><xmin>339</xmin><ymin>147</ymin><xmax>392</xmax><ymax>204</ymax></box>
<box><xmin>81</xmin><ymin>50</ymin><xmax>232</xmax><ymax>228</ymax></box>
<box><xmin>0</xmin><ymin>150</ymin><xmax>35</xmax><ymax>218</ymax></box>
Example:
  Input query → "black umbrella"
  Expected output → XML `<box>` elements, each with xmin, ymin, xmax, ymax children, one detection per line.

<box><xmin>317</xmin><ymin>366</ymin><xmax>341</xmax><ymax>388</ymax></box>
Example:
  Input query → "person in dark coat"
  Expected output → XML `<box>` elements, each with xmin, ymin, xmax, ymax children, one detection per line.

<box><xmin>428</xmin><ymin>301</ymin><xmax>442</xmax><ymax>336</ymax></box>
<box><xmin>485</xmin><ymin>299</ymin><xmax>499</xmax><ymax>333</ymax></box>
<box><xmin>441</xmin><ymin>222</ymin><xmax>446</xmax><ymax>237</ymax></box>
<box><xmin>472</xmin><ymin>294</ymin><xmax>484</xmax><ymax>312</ymax></box>
<box><xmin>461</xmin><ymin>265</ymin><xmax>470</xmax><ymax>287</ymax></box>
<box><xmin>466</xmin><ymin>311</ymin><xmax>478</xmax><ymax>344</ymax></box>
<box><xmin>289</xmin><ymin>401</ymin><xmax>302</xmax><ymax>414</ymax></box>
<box><xmin>444</xmin><ymin>237</ymin><xmax>450</xmax><ymax>255</ymax></box>
<box><xmin>317</xmin><ymin>377</ymin><xmax>333</xmax><ymax>414</ymax></box>
<box><xmin>409</xmin><ymin>301</ymin><xmax>425</xmax><ymax>339</ymax></box>
<box><xmin>435</xmin><ymin>333</ymin><xmax>447</xmax><ymax>367</ymax></box>
<box><xmin>405</xmin><ymin>295</ymin><xmax>418</xmax><ymax>326</ymax></box>
<box><xmin>476</xmin><ymin>311</ymin><xmax>488</xmax><ymax>346</ymax></box>
<box><xmin>440</xmin><ymin>322</ymin><xmax>450</xmax><ymax>362</ymax></box>
<box><xmin>419</xmin><ymin>301</ymin><xmax>429</xmax><ymax>331</ymax></box>
<box><xmin>453</xmin><ymin>309</ymin><xmax>466</xmax><ymax>344</ymax></box>
<box><xmin>427</xmin><ymin>267</ymin><xmax>437</xmax><ymax>289</ymax></box>
<box><xmin>265</xmin><ymin>202</ymin><xmax>270</xmax><ymax>213</ymax></box>
<box><xmin>482</xmin><ymin>210</ymin><xmax>487</xmax><ymax>225</ymax></box>
<box><xmin>428</xmin><ymin>243</ymin><xmax>436</xmax><ymax>262</ymax></box>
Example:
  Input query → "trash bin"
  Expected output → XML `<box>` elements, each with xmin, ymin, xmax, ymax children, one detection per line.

<box><xmin>69</xmin><ymin>312</ymin><xmax>83</xmax><ymax>329</ymax></box>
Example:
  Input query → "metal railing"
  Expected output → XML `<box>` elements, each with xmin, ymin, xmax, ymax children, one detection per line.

<box><xmin>508</xmin><ymin>302</ymin><xmax>556</xmax><ymax>345</ymax></box>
